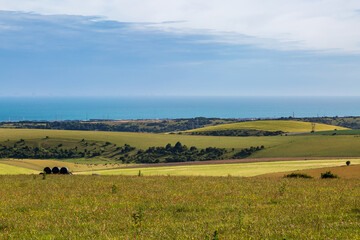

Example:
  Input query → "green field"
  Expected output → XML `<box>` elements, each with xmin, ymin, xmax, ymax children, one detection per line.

<box><xmin>186</xmin><ymin>120</ymin><xmax>348</xmax><ymax>133</ymax></box>
<box><xmin>0</xmin><ymin>163</ymin><xmax>37</xmax><ymax>175</ymax></box>
<box><xmin>79</xmin><ymin>158</ymin><xmax>360</xmax><ymax>176</ymax></box>
<box><xmin>1</xmin><ymin>175</ymin><xmax>360</xmax><ymax>239</ymax></box>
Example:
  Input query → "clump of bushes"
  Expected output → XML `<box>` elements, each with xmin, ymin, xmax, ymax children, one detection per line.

<box><xmin>346</xmin><ymin>161</ymin><xmax>351</xmax><ymax>166</ymax></box>
<box><xmin>321</xmin><ymin>171</ymin><xmax>338</xmax><ymax>179</ymax></box>
<box><xmin>284</xmin><ymin>173</ymin><xmax>313</xmax><ymax>179</ymax></box>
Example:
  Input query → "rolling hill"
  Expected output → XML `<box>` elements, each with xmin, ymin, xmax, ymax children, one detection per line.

<box><xmin>186</xmin><ymin>120</ymin><xmax>348</xmax><ymax>133</ymax></box>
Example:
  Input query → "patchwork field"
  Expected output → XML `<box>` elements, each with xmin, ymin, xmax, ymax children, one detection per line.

<box><xmin>186</xmin><ymin>120</ymin><xmax>348</xmax><ymax>133</ymax></box>
<box><xmin>1</xmin><ymin>125</ymin><xmax>360</xmax><ymax>239</ymax></box>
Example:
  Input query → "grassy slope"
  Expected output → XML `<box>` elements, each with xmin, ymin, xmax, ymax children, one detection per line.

<box><xmin>251</xmin><ymin>135</ymin><xmax>360</xmax><ymax>158</ymax></box>
<box><xmin>0</xmin><ymin>128</ymin><xmax>287</xmax><ymax>150</ymax></box>
<box><xmin>186</xmin><ymin>120</ymin><xmax>348</xmax><ymax>133</ymax></box>
<box><xmin>1</xmin><ymin>175</ymin><xmax>360</xmax><ymax>239</ymax></box>
<box><xmin>78</xmin><ymin>159</ymin><xmax>360</xmax><ymax>177</ymax></box>
<box><xmin>1</xmin><ymin>129</ymin><xmax>360</xmax><ymax>159</ymax></box>
<box><xmin>0</xmin><ymin>163</ymin><xmax>37</xmax><ymax>175</ymax></box>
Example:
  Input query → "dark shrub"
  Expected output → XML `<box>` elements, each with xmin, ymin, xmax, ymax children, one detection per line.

<box><xmin>346</xmin><ymin>161</ymin><xmax>351</xmax><ymax>166</ymax></box>
<box><xmin>284</xmin><ymin>173</ymin><xmax>313</xmax><ymax>179</ymax></box>
<box><xmin>321</xmin><ymin>171</ymin><xmax>338</xmax><ymax>179</ymax></box>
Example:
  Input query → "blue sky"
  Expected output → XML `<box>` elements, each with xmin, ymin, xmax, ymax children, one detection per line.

<box><xmin>0</xmin><ymin>1</ymin><xmax>360</xmax><ymax>97</ymax></box>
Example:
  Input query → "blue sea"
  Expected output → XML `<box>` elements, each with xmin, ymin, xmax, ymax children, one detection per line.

<box><xmin>0</xmin><ymin>96</ymin><xmax>360</xmax><ymax>121</ymax></box>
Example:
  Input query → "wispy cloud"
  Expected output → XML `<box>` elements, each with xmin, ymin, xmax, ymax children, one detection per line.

<box><xmin>1</xmin><ymin>0</ymin><xmax>360</xmax><ymax>53</ymax></box>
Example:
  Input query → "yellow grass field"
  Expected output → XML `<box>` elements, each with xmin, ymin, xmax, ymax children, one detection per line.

<box><xmin>0</xmin><ymin>159</ymin><xmax>127</xmax><ymax>172</ymax></box>
<box><xmin>77</xmin><ymin>158</ymin><xmax>360</xmax><ymax>177</ymax></box>
<box><xmin>186</xmin><ymin>120</ymin><xmax>348</xmax><ymax>133</ymax></box>
<box><xmin>0</xmin><ymin>163</ymin><xmax>37</xmax><ymax>175</ymax></box>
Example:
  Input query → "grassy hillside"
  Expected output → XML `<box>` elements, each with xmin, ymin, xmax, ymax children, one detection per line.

<box><xmin>0</xmin><ymin>128</ymin><xmax>288</xmax><ymax>150</ymax></box>
<box><xmin>1</xmin><ymin>175</ymin><xmax>360</xmax><ymax>239</ymax></box>
<box><xmin>186</xmin><ymin>120</ymin><xmax>348</xmax><ymax>133</ymax></box>
<box><xmin>251</xmin><ymin>135</ymin><xmax>360</xmax><ymax>158</ymax></box>
<box><xmin>78</xmin><ymin>158</ymin><xmax>360</xmax><ymax>177</ymax></box>
<box><xmin>2</xmin><ymin>129</ymin><xmax>360</xmax><ymax>160</ymax></box>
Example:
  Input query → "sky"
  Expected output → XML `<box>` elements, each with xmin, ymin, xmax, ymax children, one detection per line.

<box><xmin>0</xmin><ymin>1</ymin><xmax>360</xmax><ymax>97</ymax></box>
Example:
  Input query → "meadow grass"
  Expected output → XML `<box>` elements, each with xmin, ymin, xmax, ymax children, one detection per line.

<box><xmin>0</xmin><ymin>175</ymin><xmax>360</xmax><ymax>239</ymax></box>
<box><xmin>186</xmin><ymin>120</ymin><xmax>348</xmax><ymax>133</ymax></box>
<box><xmin>0</xmin><ymin>159</ymin><xmax>129</xmax><ymax>172</ymax></box>
<box><xmin>78</xmin><ymin>159</ymin><xmax>360</xmax><ymax>177</ymax></box>
<box><xmin>0</xmin><ymin>163</ymin><xmax>37</xmax><ymax>175</ymax></box>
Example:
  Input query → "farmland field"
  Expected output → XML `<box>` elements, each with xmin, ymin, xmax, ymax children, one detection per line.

<box><xmin>78</xmin><ymin>158</ymin><xmax>360</xmax><ymax>176</ymax></box>
<box><xmin>0</xmin><ymin>163</ymin><xmax>37</xmax><ymax>175</ymax></box>
<box><xmin>1</xmin><ymin>175</ymin><xmax>360</xmax><ymax>239</ymax></box>
<box><xmin>186</xmin><ymin>120</ymin><xmax>348</xmax><ymax>133</ymax></box>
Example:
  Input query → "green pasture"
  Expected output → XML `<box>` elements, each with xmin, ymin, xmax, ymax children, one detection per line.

<box><xmin>78</xmin><ymin>158</ymin><xmax>360</xmax><ymax>177</ymax></box>
<box><xmin>187</xmin><ymin>120</ymin><xmax>348</xmax><ymax>133</ymax></box>
<box><xmin>0</xmin><ymin>163</ymin><xmax>37</xmax><ymax>175</ymax></box>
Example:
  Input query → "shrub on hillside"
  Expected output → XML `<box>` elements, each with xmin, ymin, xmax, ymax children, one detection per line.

<box><xmin>284</xmin><ymin>173</ymin><xmax>313</xmax><ymax>179</ymax></box>
<box><xmin>321</xmin><ymin>171</ymin><xmax>338</xmax><ymax>179</ymax></box>
<box><xmin>346</xmin><ymin>161</ymin><xmax>351</xmax><ymax>166</ymax></box>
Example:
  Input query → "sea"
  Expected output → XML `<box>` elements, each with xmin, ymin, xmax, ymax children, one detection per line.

<box><xmin>1</xmin><ymin>96</ymin><xmax>360</xmax><ymax>122</ymax></box>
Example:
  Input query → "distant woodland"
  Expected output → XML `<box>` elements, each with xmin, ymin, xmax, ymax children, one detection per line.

<box><xmin>1</xmin><ymin>116</ymin><xmax>360</xmax><ymax>134</ymax></box>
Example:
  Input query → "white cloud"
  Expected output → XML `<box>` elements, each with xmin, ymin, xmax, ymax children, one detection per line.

<box><xmin>1</xmin><ymin>0</ymin><xmax>360</xmax><ymax>53</ymax></box>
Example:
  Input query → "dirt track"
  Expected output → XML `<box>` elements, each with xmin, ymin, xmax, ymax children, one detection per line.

<box><xmin>119</xmin><ymin>157</ymin><xmax>360</xmax><ymax>169</ymax></box>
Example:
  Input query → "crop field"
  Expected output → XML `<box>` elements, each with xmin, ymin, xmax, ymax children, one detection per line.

<box><xmin>1</xmin><ymin>175</ymin><xmax>360</xmax><ymax>239</ymax></box>
<box><xmin>186</xmin><ymin>120</ymin><xmax>348</xmax><ymax>133</ymax></box>
<box><xmin>78</xmin><ymin>158</ymin><xmax>360</xmax><ymax>176</ymax></box>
